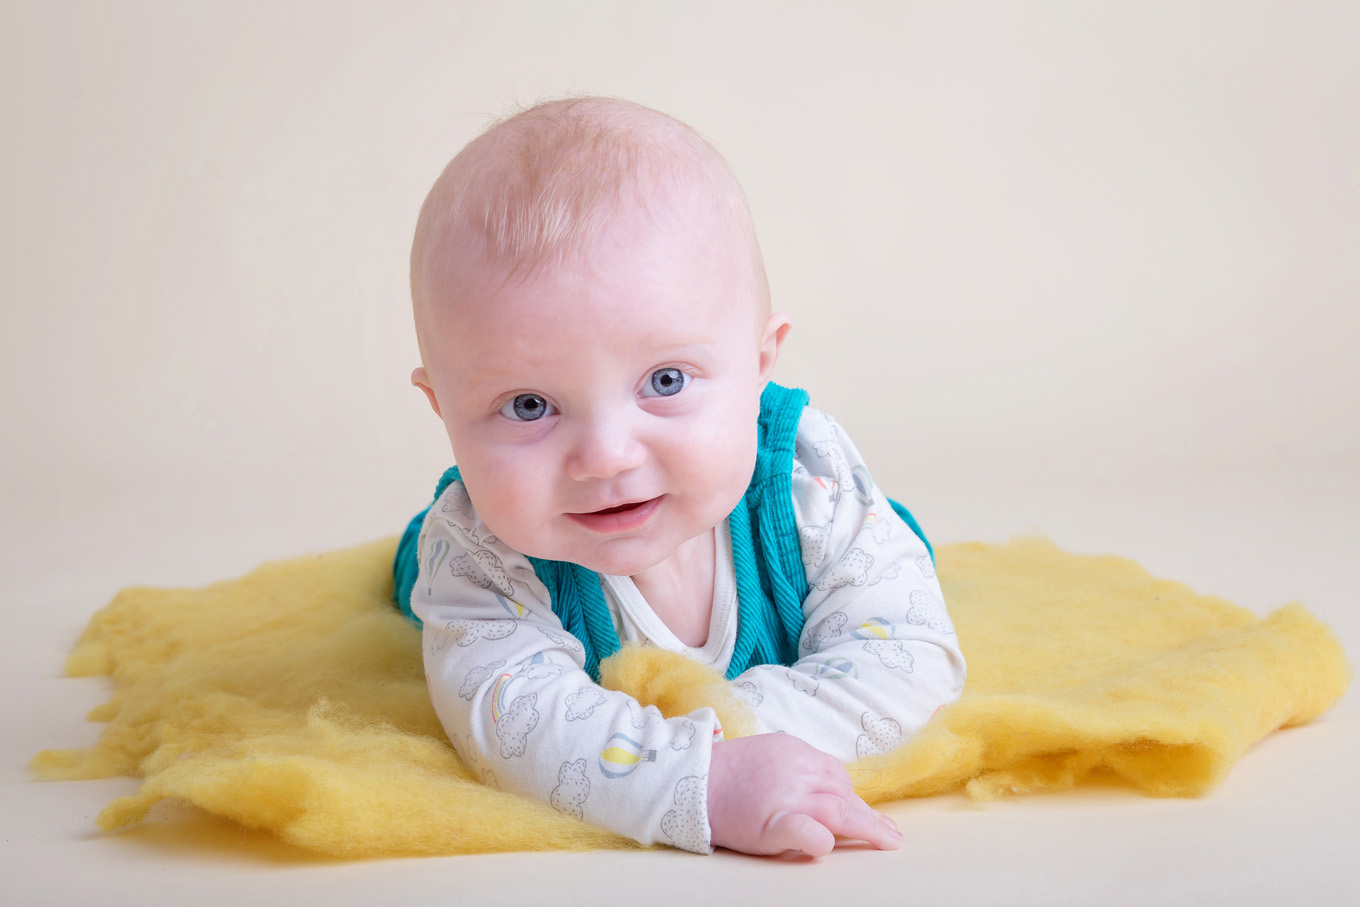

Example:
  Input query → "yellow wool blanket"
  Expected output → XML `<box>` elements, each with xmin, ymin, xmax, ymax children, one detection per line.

<box><xmin>32</xmin><ymin>537</ymin><xmax>1348</xmax><ymax>857</ymax></box>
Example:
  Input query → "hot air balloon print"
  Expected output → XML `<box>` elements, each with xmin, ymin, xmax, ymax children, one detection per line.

<box><xmin>599</xmin><ymin>732</ymin><xmax>656</xmax><ymax>779</ymax></box>
<box><xmin>851</xmin><ymin>464</ymin><xmax>874</xmax><ymax>505</ymax></box>
<box><xmin>496</xmin><ymin>593</ymin><xmax>526</xmax><ymax>619</ymax></box>
<box><xmin>424</xmin><ymin>537</ymin><xmax>450</xmax><ymax>595</ymax></box>
<box><xmin>811</xmin><ymin>476</ymin><xmax>839</xmax><ymax>503</ymax></box>
<box><xmin>851</xmin><ymin>617</ymin><xmax>893</xmax><ymax>640</ymax></box>
<box><xmin>811</xmin><ymin>656</ymin><xmax>859</xmax><ymax>680</ymax></box>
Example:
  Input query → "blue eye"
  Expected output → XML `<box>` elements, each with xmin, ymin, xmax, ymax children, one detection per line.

<box><xmin>500</xmin><ymin>393</ymin><xmax>556</xmax><ymax>421</ymax></box>
<box><xmin>645</xmin><ymin>368</ymin><xmax>687</xmax><ymax>398</ymax></box>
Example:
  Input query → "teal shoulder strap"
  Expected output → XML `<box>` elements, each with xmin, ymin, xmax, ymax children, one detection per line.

<box><xmin>522</xmin><ymin>556</ymin><xmax>618</xmax><ymax>680</ymax></box>
<box><xmin>726</xmin><ymin>382</ymin><xmax>809</xmax><ymax>675</ymax></box>
<box><xmin>889</xmin><ymin>498</ymin><xmax>934</xmax><ymax>564</ymax></box>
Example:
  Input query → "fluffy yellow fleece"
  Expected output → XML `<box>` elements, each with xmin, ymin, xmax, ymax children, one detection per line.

<box><xmin>32</xmin><ymin>537</ymin><xmax>1348</xmax><ymax>857</ymax></box>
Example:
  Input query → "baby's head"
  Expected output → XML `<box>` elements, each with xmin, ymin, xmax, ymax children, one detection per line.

<box><xmin>410</xmin><ymin>97</ymin><xmax>789</xmax><ymax>576</ymax></box>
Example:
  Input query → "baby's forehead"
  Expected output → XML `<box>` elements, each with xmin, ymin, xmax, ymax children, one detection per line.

<box><xmin>464</xmin><ymin>124</ymin><xmax>736</xmax><ymax>253</ymax></box>
<box><xmin>421</xmin><ymin>104</ymin><xmax>744</xmax><ymax>262</ymax></box>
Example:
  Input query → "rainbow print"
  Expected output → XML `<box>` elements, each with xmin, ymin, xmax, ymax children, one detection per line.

<box><xmin>490</xmin><ymin>672</ymin><xmax>521</xmax><ymax>723</ymax></box>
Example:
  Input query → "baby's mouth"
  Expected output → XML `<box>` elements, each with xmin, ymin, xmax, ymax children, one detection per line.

<box><xmin>567</xmin><ymin>496</ymin><xmax>664</xmax><ymax>532</ymax></box>
<box><xmin>591</xmin><ymin>501</ymin><xmax>648</xmax><ymax>515</ymax></box>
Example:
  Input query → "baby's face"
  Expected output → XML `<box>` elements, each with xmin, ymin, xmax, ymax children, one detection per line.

<box><xmin>416</xmin><ymin>202</ymin><xmax>787</xmax><ymax>577</ymax></box>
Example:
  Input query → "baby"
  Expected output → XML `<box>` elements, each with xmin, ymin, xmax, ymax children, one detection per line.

<box><xmin>395</xmin><ymin>97</ymin><xmax>966</xmax><ymax>856</ymax></box>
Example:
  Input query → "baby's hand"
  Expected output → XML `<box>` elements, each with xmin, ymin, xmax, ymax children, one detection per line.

<box><xmin>706</xmin><ymin>734</ymin><xmax>902</xmax><ymax>857</ymax></box>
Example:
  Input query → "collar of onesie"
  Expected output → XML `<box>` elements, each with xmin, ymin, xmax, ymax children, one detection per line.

<box><xmin>598</xmin><ymin>518</ymin><xmax>738</xmax><ymax>672</ymax></box>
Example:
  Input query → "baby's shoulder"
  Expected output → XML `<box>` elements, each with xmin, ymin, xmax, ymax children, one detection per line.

<box><xmin>421</xmin><ymin>478</ymin><xmax>552</xmax><ymax>609</ymax></box>
<box><xmin>791</xmin><ymin>406</ymin><xmax>859</xmax><ymax>477</ymax></box>
<box><xmin>789</xmin><ymin>406</ymin><xmax>883</xmax><ymax>523</ymax></box>
<box><xmin>426</xmin><ymin>478</ymin><xmax>513</xmax><ymax>555</ymax></box>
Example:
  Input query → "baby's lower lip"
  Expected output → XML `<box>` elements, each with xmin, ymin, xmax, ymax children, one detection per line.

<box><xmin>567</xmin><ymin>496</ymin><xmax>663</xmax><ymax>533</ymax></box>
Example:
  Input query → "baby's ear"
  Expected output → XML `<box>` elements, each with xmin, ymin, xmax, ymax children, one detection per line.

<box><xmin>411</xmin><ymin>367</ymin><xmax>442</xmax><ymax>418</ymax></box>
<box><xmin>757</xmin><ymin>311</ymin><xmax>792</xmax><ymax>383</ymax></box>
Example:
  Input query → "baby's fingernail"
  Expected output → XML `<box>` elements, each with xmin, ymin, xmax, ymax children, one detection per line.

<box><xmin>882</xmin><ymin>816</ymin><xmax>901</xmax><ymax>836</ymax></box>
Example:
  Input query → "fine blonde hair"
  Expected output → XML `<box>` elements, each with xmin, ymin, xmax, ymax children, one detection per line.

<box><xmin>410</xmin><ymin>96</ymin><xmax>769</xmax><ymax>325</ymax></box>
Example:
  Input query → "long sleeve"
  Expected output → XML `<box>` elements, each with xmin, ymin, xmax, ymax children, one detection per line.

<box><xmin>729</xmin><ymin>408</ymin><xmax>967</xmax><ymax>762</ymax></box>
<box><xmin>412</xmin><ymin>480</ymin><xmax>720</xmax><ymax>853</ymax></box>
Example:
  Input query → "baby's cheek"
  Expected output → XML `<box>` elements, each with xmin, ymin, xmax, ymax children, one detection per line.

<box><xmin>477</xmin><ymin>469</ymin><xmax>555</xmax><ymax>551</ymax></box>
<box><xmin>471</xmin><ymin>483</ymin><xmax>523</xmax><ymax>537</ymax></box>
<box><xmin>715</xmin><ymin>425</ymin><xmax>758</xmax><ymax>499</ymax></box>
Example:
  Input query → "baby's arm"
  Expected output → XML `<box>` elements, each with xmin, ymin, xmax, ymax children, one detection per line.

<box><xmin>705</xmin><ymin>411</ymin><xmax>960</xmax><ymax>855</ymax></box>
<box><xmin>413</xmin><ymin>487</ymin><xmax>719</xmax><ymax>853</ymax></box>
<box><xmin>731</xmin><ymin>411</ymin><xmax>967</xmax><ymax>762</ymax></box>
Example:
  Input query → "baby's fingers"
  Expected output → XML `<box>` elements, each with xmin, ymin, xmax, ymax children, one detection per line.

<box><xmin>806</xmin><ymin>793</ymin><xmax>903</xmax><ymax>852</ymax></box>
<box><xmin>764</xmin><ymin>811</ymin><xmax>836</xmax><ymax>858</ymax></box>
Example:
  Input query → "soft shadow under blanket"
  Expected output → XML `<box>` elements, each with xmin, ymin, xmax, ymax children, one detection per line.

<box><xmin>33</xmin><ymin>537</ymin><xmax>1348</xmax><ymax>857</ymax></box>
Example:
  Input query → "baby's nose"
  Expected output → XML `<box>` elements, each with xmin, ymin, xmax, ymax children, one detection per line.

<box><xmin>565</xmin><ymin>413</ymin><xmax>647</xmax><ymax>481</ymax></box>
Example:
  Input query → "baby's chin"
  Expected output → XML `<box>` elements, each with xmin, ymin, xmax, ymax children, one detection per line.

<box><xmin>546</xmin><ymin>543</ymin><xmax>673</xmax><ymax>579</ymax></box>
<box><xmin>532</xmin><ymin>527</ymin><xmax>713</xmax><ymax>579</ymax></box>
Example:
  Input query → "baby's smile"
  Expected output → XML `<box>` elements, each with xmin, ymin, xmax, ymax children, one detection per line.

<box><xmin>567</xmin><ymin>495</ymin><xmax>665</xmax><ymax>533</ymax></box>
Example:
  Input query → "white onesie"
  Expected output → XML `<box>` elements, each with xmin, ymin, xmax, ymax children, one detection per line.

<box><xmin>412</xmin><ymin>406</ymin><xmax>966</xmax><ymax>853</ymax></box>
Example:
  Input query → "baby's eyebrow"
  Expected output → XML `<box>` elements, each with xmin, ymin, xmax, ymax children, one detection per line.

<box><xmin>450</xmin><ymin>367</ymin><xmax>522</xmax><ymax>403</ymax></box>
<box><xmin>647</xmin><ymin>342</ymin><xmax>717</xmax><ymax>361</ymax></box>
<box><xmin>454</xmin><ymin>340</ymin><xmax>721</xmax><ymax>402</ymax></box>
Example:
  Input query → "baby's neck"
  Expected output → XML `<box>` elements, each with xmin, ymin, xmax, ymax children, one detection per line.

<box><xmin>630</xmin><ymin>527</ymin><xmax>716</xmax><ymax>647</ymax></box>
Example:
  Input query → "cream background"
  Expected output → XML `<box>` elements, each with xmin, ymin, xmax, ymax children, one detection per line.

<box><xmin>4</xmin><ymin>1</ymin><xmax>1357</xmax><ymax>904</ymax></box>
